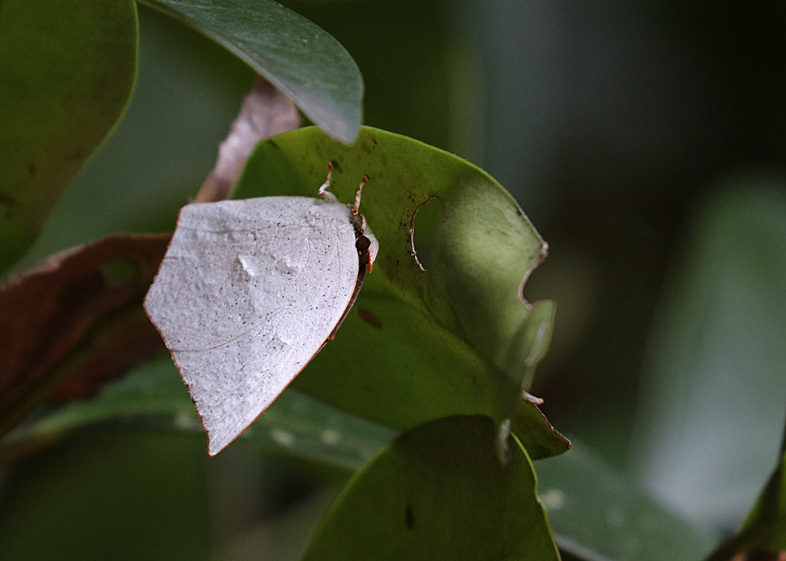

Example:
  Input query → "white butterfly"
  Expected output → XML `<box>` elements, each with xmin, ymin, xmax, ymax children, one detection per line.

<box><xmin>144</xmin><ymin>167</ymin><xmax>377</xmax><ymax>455</ymax></box>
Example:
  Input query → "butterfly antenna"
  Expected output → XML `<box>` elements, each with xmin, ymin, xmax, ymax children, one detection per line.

<box><xmin>352</xmin><ymin>175</ymin><xmax>369</xmax><ymax>215</ymax></box>
<box><xmin>318</xmin><ymin>163</ymin><xmax>337</xmax><ymax>202</ymax></box>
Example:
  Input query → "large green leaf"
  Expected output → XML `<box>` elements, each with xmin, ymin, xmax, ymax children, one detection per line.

<box><xmin>301</xmin><ymin>415</ymin><xmax>560</xmax><ymax>561</ymax></box>
<box><xmin>0</xmin><ymin>0</ymin><xmax>138</xmax><ymax>272</ymax></box>
<box><xmin>1</xmin><ymin>356</ymin><xmax>395</xmax><ymax>471</ymax></box>
<box><xmin>139</xmin><ymin>0</ymin><xmax>362</xmax><ymax>144</ymax></box>
<box><xmin>231</xmin><ymin>126</ymin><xmax>565</xmax><ymax>457</ymax></box>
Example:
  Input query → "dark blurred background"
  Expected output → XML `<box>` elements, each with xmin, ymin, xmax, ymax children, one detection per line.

<box><xmin>5</xmin><ymin>1</ymin><xmax>786</xmax><ymax>558</ymax></box>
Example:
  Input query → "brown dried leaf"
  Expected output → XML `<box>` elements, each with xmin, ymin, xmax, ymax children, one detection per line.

<box><xmin>195</xmin><ymin>76</ymin><xmax>300</xmax><ymax>203</ymax></box>
<box><xmin>0</xmin><ymin>234</ymin><xmax>170</xmax><ymax>436</ymax></box>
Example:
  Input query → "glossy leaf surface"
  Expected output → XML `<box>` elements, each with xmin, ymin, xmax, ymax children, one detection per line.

<box><xmin>301</xmin><ymin>415</ymin><xmax>560</xmax><ymax>561</ymax></box>
<box><xmin>141</xmin><ymin>0</ymin><xmax>363</xmax><ymax>143</ymax></box>
<box><xmin>231</xmin><ymin>126</ymin><xmax>564</xmax><ymax>457</ymax></box>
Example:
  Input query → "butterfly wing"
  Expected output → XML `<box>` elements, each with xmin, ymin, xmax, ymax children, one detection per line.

<box><xmin>144</xmin><ymin>197</ymin><xmax>360</xmax><ymax>455</ymax></box>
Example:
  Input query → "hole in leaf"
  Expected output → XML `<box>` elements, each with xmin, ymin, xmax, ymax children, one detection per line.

<box><xmin>409</xmin><ymin>195</ymin><xmax>441</xmax><ymax>272</ymax></box>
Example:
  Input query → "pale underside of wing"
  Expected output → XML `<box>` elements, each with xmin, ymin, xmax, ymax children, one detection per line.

<box><xmin>144</xmin><ymin>197</ymin><xmax>359</xmax><ymax>455</ymax></box>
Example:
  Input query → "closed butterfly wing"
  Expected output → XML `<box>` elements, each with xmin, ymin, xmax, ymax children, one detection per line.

<box><xmin>145</xmin><ymin>197</ymin><xmax>374</xmax><ymax>455</ymax></box>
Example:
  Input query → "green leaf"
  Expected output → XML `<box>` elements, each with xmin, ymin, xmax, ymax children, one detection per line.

<box><xmin>231</xmin><ymin>125</ymin><xmax>564</xmax><ymax>458</ymax></box>
<box><xmin>0</xmin><ymin>0</ymin><xmax>138</xmax><ymax>272</ymax></box>
<box><xmin>536</xmin><ymin>443</ymin><xmax>717</xmax><ymax>561</ymax></box>
<box><xmin>511</xmin><ymin>398</ymin><xmax>571</xmax><ymax>461</ymax></box>
<box><xmin>139</xmin><ymin>0</ymin><xmax>363</xmax><ymax>144</ymax></box>
<box><xmin>301</xmin><ymin>415</ymin><xmax>560</xmax><ymax>561</ymax></box>
<box><xmin>1</xmin><ymin>356</ymin><xmax>395</xmax><ymax>471</ymax></box>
